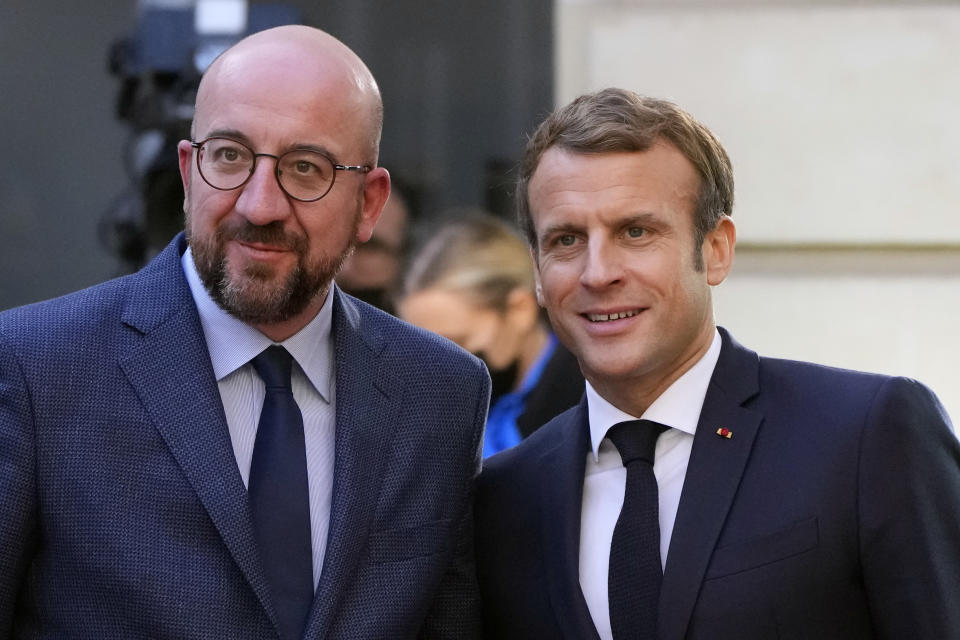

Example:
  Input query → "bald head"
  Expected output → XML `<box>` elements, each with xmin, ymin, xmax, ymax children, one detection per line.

<box><xmin>194</xmin><ymin>25</ymin><xmax>383</xmax><ymax>164</ymax></box>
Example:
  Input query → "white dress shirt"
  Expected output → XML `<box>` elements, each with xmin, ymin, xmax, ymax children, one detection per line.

<box><xmin>183</xmin><ymin>248</ymin><xmax>336</xmax><ymax>588</ymax></box>
<box><xmin>579</xmin><ymin>330</ymin><xmax>722</xmax><ymax>640</ymax></box>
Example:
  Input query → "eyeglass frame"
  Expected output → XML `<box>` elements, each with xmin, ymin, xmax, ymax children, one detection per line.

<box><xmin>189</xmin><ymin>136</ymin><xmax>372</xmax><ymax>202</ymax></box>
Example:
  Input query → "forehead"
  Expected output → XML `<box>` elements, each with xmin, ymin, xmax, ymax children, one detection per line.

<box><xmin>401</xmin><ymin>288</ymin><xmax>493</xmax><ymax>336</ymax></box>
<box><xmin>194</xmin><ymin>42</ymin><xmax>371</xmax><ymax>154</ymax></box>
<box><xmin>527</xmin><ymin>143</ymin><xmax>700</xmax><ymax>229</ymax></box>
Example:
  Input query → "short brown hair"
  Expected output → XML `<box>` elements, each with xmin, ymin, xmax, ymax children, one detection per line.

<box><xmin>517</xmin><ymin>88</ymin><xmax>733</xmax><ymax>267</ymax></box>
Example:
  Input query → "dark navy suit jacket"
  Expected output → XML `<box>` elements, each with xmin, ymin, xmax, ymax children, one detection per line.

<box><xmin>476</xmin><ymin>328</ymin><xmax>960</xmax><ymax>639</ymax></box>
<box><xmin>0</xmin><ymin>234</ymin><xmax>489</xmax><ymax>639</ymax></box>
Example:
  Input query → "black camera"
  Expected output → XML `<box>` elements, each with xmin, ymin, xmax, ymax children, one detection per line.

<box><xmin>103</xmin><ymin>0</ymin><xmax>299</xmax><ymax>269</ymax></box>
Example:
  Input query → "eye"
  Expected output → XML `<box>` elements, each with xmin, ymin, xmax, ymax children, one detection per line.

<box><xmin>558</xmin><ymin>234</ymin><xmax>577</xmax><ymax>246</ymax></box>
<box><xmin>207</xmin><ymin>141</ymin><xmax>250</xmax><ymax>165</ymax></box>
<box><xmin>626</xmin><ymin>226</ymin><xmax>645</xmax><ymax>238</ymax></box>
<box><xmin>293</xmin><ymin>160</ymin><xmax>318</xmax><ymax>175</ymax></box>
<box><xmin>281</xmin><ymin>151</ymin><xmax>332</xmax><ymax>181</ymax></box>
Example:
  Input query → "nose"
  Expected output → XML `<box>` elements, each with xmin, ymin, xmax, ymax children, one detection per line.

<box><xmin>579</xmin><ymin>238</ymin><xmax>623</xmax><ymax>290</ymax></box>
<box><xmin>232</xmin><ymin>156</ymin><xmax>293</xmax><ymax>226</ymax></box>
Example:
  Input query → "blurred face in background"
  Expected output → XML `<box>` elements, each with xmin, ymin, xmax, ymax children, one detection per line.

<box><xmin>336</xmin><ymin>192</ymin><xmax>409</xmax><ymax>310</ymax></box>
<box><xmin>398</xmin><ymin>213</ymin><xmax>549</xmax><ymax>398</ymax></box>
<box><xmin>399</xmin><ymin>286</ymin><xmax>542</xmax><ymax>398</ymax></box>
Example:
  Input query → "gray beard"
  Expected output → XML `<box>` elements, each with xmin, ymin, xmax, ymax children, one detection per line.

<box><xmin>187</xmin><ymin>218</ymin><xmax>355</xmax><ymax>325</ymax></box>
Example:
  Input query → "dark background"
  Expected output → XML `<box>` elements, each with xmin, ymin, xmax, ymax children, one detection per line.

<box><xmin>0</xmin><ymin>1</ymin><xmax>553</xmax><ymax>310</ymax></box>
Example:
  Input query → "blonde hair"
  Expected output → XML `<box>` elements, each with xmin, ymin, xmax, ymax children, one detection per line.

<box><xmin>403</xmin><ymin>212</ymin><xmax>534</xmax><ymax>312</ymax></box>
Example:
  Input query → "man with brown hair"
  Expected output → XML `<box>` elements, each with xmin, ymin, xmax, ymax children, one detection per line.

<box><xmin>475</xmin><ymin>88</ymin><xmax>960</xmax><ymax>639</ymax></box>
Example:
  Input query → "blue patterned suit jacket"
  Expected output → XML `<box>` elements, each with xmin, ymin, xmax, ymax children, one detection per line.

<box><xmin>0</xmin><ymin>234</ymin><xmax>489</xmax><ymax>639</ymax></box>
<box><xmin>476</xmin><ymin>328</ymin><xmax>960</xmax><ymax>639</ymax></box>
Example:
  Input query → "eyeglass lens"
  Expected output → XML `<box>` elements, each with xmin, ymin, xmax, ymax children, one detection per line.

<box><xmin>197</xmin><ymin>137</ymin><xmax>336</xmax><ymax>201</ymax></box>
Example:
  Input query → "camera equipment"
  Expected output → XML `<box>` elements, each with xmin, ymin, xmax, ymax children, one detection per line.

<box><xmin>101</xmin><ymin>0</ymin><xmax>299</xmax><ymax>270</ymax></box>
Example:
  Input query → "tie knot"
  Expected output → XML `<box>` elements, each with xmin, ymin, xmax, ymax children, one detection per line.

<box><xmin>251</xmin><ymin>345</ymin><xmax>294</xmax><ymax>390</ymax></box>
<box><xmin>606</xmin><ymin>419</ymin><xmax>667</xmax><ymax>467</ymax></box>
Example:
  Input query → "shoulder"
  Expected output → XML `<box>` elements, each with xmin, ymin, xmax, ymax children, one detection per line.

<box><xmin>759</xmin><ymin>352</ymin><xmax>887</xmax><ymax>386</ymax></box>
<box><xmin>749</xmin><ymin>352</ymin><xmax>954</xmax><ymax>448</ymax></box>
<box><xmin>336</xmin><ymin>290</ymin><xmax>489</xmax><ymax>387</ymax></box>
<box><xmin>0</xmin><ymin>242</ymin><xmax>190</xmax><ymax>377</ymax></box>
<box><xmin>0</xmin><ymin>234</ymin><xmax>187</xmax><ymax>348</ymax></box>
<box><xmin>338</xmin><ymin>291</ymin><xmax>477</xmax><ymax>362</ymax></box>
<box><xmin>756</xmin><ymin>354</ymin><xmax>941</xmax><ymax>415</ymax></box>
<box><xmin>717</xmin><ymin>327</ymin><xmax>924</xmax><ymax>414</ymax></box>
<box><xmin>716</xmin><ymin>327</ymin><xmax>953</xmax><ymax>444</ymax></box>
<box><xmin>0</xmin><ymin>276</ymin><xmax>139</xmax><ymax>395</ymax></box>
<box><xmin>0</xmin><ymin>274</ymin><xmax>133</xmax><ymax>347</ymax></box>
<box><xmin>481</xmin><ymin>404</ymin><xmax>580</xmax><ymax>480</ymax></box>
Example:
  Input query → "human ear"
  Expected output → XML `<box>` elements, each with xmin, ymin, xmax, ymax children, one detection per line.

<box><xmin>176</xmin><ymin>140</ymin><xmax>197</xmax><ymax>213</ymax></box>
<box><xmin>531</xmin><ymin>250</ymin><xmax>545</xmax><ymax>307</ymax></box>
<box><xmin>177</xmin><ymin>140</ymin><xmax>194</xmax><ymax>193</ymax></box>
<box><xmin>355</xmin><ymin>167</ymin><xmax>391</xmax><ymax>243</ymax></box>
<box><xmin>703</xmin><ymin>216</ymin><xmax>736</xmax><ymax>286</ymax></box>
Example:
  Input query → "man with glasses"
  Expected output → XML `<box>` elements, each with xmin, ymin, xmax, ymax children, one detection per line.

<box><xmin>0</xmin><ymin>25</ymin><xmax>488</xmax><ymax>639</ymax></box>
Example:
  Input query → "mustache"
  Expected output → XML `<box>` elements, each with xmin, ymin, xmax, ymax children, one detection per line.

<box><xmin>215</xmin><ymin>219</ymin><xmax>306</xmax><ymax>252</ymax></box>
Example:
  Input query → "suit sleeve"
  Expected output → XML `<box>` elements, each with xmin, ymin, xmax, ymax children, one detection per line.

<box><xmin>0</xmin><ymin>332</ymin><xmax>38</xmax><ymax>633</ymax></box>
<box><xmin>858</xmin><ymin>376</ymin><xmax>960</xmax><ymax>638</ymax></box>
<box><xmin>418</xmin><ymin>359</ymin><xmax>489</xmax><ymax>640</ymax></box>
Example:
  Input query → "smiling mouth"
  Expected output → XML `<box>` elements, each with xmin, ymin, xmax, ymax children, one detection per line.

<box><xmin>236</xmin><ymin>240</ymin><xmax>291</xmax><ymax>253</ymax></box>
<box><xmin>586</xmin><ymin>309</ymin><xmax>641</xmax><ymax>322</ymax></box>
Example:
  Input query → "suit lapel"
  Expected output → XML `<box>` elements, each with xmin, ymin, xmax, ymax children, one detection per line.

<box><xmin>306</xmin><ymin>291</ymin><xmax>404</xmax><ymax>638</ymax></box>
<box><xmin>538</xmin><ymin>399</ymin><xmax>603</xmax><ymax>640</ymax></box>
<box><xmin>117</xmin><ymin>236</ymin><xmax>279</xmax><ymax>630</ymax></box>
<box><xmin>658</xmin><ymin>328</ymin><xmax>763</xmax><ymax>640</ymax></box>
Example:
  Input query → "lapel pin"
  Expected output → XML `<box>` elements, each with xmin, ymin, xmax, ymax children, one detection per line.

<box><xmin>716</xmin><ymin>427</ymin><xmax>733</xmax><ymax>439</ymax></box>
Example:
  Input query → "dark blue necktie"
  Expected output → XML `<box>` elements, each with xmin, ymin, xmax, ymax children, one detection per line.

<box><xmin>248</xmin><ymin>346</ymin><xmax>313</xmax><ymax>640</ymax></box>
<box><xmin>606</xmin><ymin>419</ymin><xmax>668</xmax><ymax>640</ymax></box>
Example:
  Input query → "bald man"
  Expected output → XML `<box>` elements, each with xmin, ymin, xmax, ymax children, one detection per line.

<box><xmin>0</xmin><ymin>26</ymin><xmax>488</xmax><ymax>639</ymax></box>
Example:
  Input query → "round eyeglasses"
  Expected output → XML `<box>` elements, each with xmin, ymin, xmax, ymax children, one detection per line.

<box><xmin>190</xmin><ymin>137</ymin><xmax>372</xmax><ymax>202</ymax></box>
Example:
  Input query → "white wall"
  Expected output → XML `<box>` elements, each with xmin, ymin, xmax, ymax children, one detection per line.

<box><xmin>715</xmin><ymin>250</ymin><xmax>959</xmax><ymax>423</ymax></box>
<box><xmin>556</xmin><ymin>0</ymin><xmax>959</xmax><ymax>425</ymax></box>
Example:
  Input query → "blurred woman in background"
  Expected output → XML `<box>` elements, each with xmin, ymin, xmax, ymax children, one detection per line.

<box><xmin>398</xmin><ymin>212</ymin><xmax>583</xmax><ymax>457</ymax></box>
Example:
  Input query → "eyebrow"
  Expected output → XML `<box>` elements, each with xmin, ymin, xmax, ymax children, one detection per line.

<box><xmin>201</xmin><ymin>128</ymin><xmax>337</xmax><ymax>160</ymax></box>
<box><xmin>539</xmin><ymin>211</ymin><xmax>662</xmax><ymax>240</ymax></box>
<box><xmin>538</xmin><ymin>221</ymin><xmax>582</xmax><ymax>241</ymax></box>
<box><xmin>616</xmin><ymin>212</ymin><xmax>663</xmax><ymax>227</ymax></box>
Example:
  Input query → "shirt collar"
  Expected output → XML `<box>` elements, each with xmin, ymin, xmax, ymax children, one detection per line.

<box><xmin>586</xmin><ymin>328</ymin><xmax>722</xmax><ymax>460</ymax></box>
<box><xmin>182</xmin><ymin>247</ymin><xmax>335</xmax><ymax>401</ymax></box>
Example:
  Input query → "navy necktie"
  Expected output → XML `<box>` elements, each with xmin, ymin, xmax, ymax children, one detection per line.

<box><xmin>606</xmin><ymin>419</ymin><xmax>668</xmax><ymax>640</ymax></box>
<box><xmin>249</xmin><ymin>346</ymin><xmax>313</xmax><ymax>640</ymax></box>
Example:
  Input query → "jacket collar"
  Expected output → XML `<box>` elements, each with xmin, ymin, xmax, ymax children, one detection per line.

<box><xmin>537</xmin><ymin>398</ymin><xmax>605</xmax><ymax>640</ymax></box>
<box><xmin>658</xmin><ymin>327</ymin><xmax>763</xmax><ymax>640</ymax></box>
<box><xmin>118</xmin><ymin>234</ymin><xmax>282</xmax><ymax>630</ymax></box>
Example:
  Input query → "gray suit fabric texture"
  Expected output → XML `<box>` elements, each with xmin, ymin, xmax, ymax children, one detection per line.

<box><xmin>0</xmin><ymin>233</ymin><xmax>490</xmax><ymax>639</ymax></box>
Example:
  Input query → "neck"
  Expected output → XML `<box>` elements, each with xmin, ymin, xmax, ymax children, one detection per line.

<box><xmin>592</xmin><ymin>323</ymin><xmax>716</xmax><ymax>417</ymax></box>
